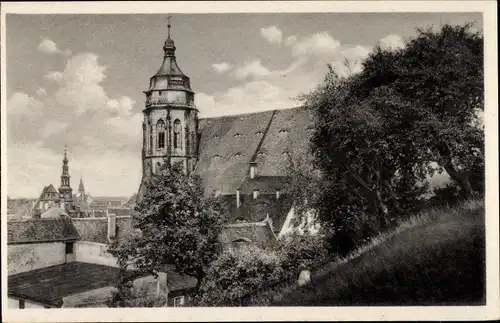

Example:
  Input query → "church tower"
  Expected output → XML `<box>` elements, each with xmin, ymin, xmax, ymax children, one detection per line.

<box><xmin>59</xmin><ymin>146</ymin><xmax>73</xmax><ymax>211</ymax></box>
<box><xmin>138</xmin><ymin>19</ymin><xmax>199</xmax><ymax>198</ymax></box>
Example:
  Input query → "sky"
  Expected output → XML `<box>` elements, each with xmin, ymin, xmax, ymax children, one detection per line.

<box><xmin>5</xmin><ymin>12</ymin><xmax>482</xmax><ymax>198</ymax></box>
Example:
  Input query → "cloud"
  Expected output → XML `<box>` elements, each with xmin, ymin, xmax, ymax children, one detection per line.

<box><xmin>212</xmin><ymin>62</ymin><xmax>233</xmax><ymax>74</ymax></box>
<box><xmin>7</xmin><ymin>51</ymin><xmax>143</xmax><ymax>197</ymax></box>
<box><xmin>331</xmin><ymin>45</ymin><xmax>373</xmax><ymax>77</ymax></box>
<box><xmin>197</xmin><ymin>80</ymin><xmax>303</xmax><ymax>118</ymax></box>
<box><xmin>36</xmin><ymin>88</ymin><xmax>47</xmax><ymax>96</ymax></box>
<box><xmin>44</xmin><ymin>71</ymin><xmax>63</xmax><ymax>82</ymax></box>
<box><xmin>379</xmin><ymin>34</ymin><xmax>405</xmax><ymax>51</ymax></box>
<box><xmin>233</xmin><ymin>58</ymin><xmax>306</xmax><ymax>80</ymax></box>
<box><xmin>233</xmin><ymin>60</ymin><xmax>271</xmax><ymax>79</ymax></box>
<box><xmin>291</xmin><ymin>32</ymin><xmax>341</xmax><ymax>57</ymax></box>
<box><xmin>38</xmin><ymin>37</ymin><xmax>71</xmax><ymax>55</ymax></box>
<box><xmin>285</xmin><ymin>35</ymin><xmax>297</xmax><ymax>46</ymax></box>
<box><xmin>260</xmin><ymin>26</ymin><xmax>283</xmax><ymax>45</ymax></box>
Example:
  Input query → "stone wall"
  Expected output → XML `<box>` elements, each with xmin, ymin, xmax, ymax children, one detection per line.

<box><xmin>8</xmin><ymin>242</ymin><xmax>67</xmax><ymax>275</ymax></box>
<box><xmin>8</xmin><ymin>297</ymin><xmax>46</xmax><ymax>309</ymax></box>
<box><xmin>75</xmin><ymin>241</ymin><xmax>119</xmax><ymax>268</ymax></box>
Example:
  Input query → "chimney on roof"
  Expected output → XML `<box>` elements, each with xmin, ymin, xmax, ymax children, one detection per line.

<box><xmin>236</xmin><ymin>189</ymin><xmax>241</xmax><ymax>209</ymax></box>
<box><xmin>253</xmin><ymin>189</ymin><xmax>260</xmax><ymax>199</ymax></box>
<box><xmin>249</xmin><ymin>161</ymin><xmax>257</xmax><ymax>179</ymax></box>
<box><xmin>107</xmin><ymin>209</ymin><xmax>116</xmax><ymax>242</ymax></box>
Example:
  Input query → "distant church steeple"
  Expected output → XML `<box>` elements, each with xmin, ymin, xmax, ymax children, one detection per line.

<box><xmin>138</xmin><ymin>16</ymin><xmax>200</xmax><ymax>200</ymax></box>
<box><xmin>78</xmin><ymin>174</ymin><xmax>85</xmax><ymax>195</ymax></box>
<box><xmin>59</xmin><ymin>146</ymin><xmax>73</xmax><ymax>211</ymax></box>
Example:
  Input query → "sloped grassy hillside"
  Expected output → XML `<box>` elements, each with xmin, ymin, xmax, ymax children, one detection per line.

<box><xmin>272</xmin><ymin>199</ymin><xmax>485</xmax><ymax>306</ymax></box>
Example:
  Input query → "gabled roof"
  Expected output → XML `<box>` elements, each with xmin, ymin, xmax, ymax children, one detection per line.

<box><xmin>221</xmin><ymin>222</ymin><xmax>277</xmax><ymax>247</ymax></box>
<box><xmin>237</xmin><ymin>176</ymin><xmax>290</xmax><ymax>194</ymax></box>
<box><xmin>7</xmin><ymin>218</ymin><xmax>80</xmax><ymax>245</ymax></box>
<box><xmin>220</xmin><ymin>193</ymin><xmax>294</xmax><ymax>233</ymax></box>
<box><xmin>195</xmin><ymin>106</ymin><xmax>313</xmax><ymax>196</ymax></box>
<box><xmin>39</xmin><ymin>184</ymin><xmax>59</xmax><ymax>200</ymax></box>
<box><xmin>160</xmin><ymin>265</ymin><xmax>198</xmax><ymax>291</ymax></box>
<box><xmin>8</xmin><ymin>262</ymin><xmax>135</xmax><ymax>307</ymax></box>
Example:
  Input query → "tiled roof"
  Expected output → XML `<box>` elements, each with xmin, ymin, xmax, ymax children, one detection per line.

<box><xmin>161</xmin><ymin>265</ymin><xmax>198</xmax><ymax>291</ymax></box>
<box><xmin>72</xmin><ymin>216</ymin><xmax>133</xmax><ymax>244</ymax></box>
<box><xmin>220</xmin><ymin>193</ymin><xmax>294</xmax><ymax>233</ymax></box>
<box><xmin>221</xmin><ymin>222</ymin><xmax>277</xmax><ymax>247</ymax></box>
<box><xmin>7</xmin><ymin>218</ymin><xmax>80</xmax><ymax>245</ymax></box>
<box><xmin>237</xmin><ymin>176</ymin><xmax>290</xmax><ymax>194</ymax></box>
<box><xmin>195</xmin><ymin>106</ymin><xmax>313</xmax><ymax>196</ymax></box>
<box><xmin>8</xmin><ymin>262</ymin><xmax>131</xmax><ymax>307</ymax></box>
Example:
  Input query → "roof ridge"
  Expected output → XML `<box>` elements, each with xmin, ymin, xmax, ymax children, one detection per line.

<box><xmin>199</xmin><ymin>106</ymin><xmax>305</xmax><ymax>121</ymax></box>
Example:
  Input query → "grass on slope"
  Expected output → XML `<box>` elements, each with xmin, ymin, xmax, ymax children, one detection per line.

<box><xmin>272</xmin><ymin>199</ymin><xmax>485</xmax><ymax>306</ymax></box>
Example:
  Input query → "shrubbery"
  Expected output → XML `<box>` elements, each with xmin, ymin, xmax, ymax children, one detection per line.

<box><xmin>195</xmin><ymin>232</ymin><xmax>329</xmax><ymax>306</ymax></box>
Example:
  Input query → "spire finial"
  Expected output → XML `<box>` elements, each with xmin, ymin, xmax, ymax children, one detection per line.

<box><xmin>167</xmin><ymin>15</ymin><xmax>172</xmax><ymax>38</ymax></box>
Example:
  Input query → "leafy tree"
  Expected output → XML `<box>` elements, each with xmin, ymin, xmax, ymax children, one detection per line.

<box><xmin>108</xmin><ymin>161</ymin><xmax>224</xmax><ymax>291</ymax></box>
<box><xmin>354</xmin><ymin>23</ymin><xmax>484</xmax><ymax>199</ymax></box>
<box><xmin>195</xmin><ymin>245</ymin><xmax>284</xmax><ymax>306</ymax></box>
<box><xmin>301</xmin><ymin>23</ymin><xmax>482</xmax><ymax>255</ymax></box>
<box><xmin>106</xmin><ymin>270</ymin><xmax>167</xmax><ymax>307</ymax></box>
<box><xmin>275</xmin><ymin>231</ymin><xmax>329</xmax><ymax>273</ymax></box>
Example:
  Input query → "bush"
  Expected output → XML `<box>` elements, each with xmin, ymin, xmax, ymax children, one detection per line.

<box><xmin>106</xmin><ymin>272</ymin><xmax>167</xmax><ymax>308</ymax></box>
<box><xmin>195</xmin><ymin>245</ymin><xmax>284</xmax><ymax>306</ymax></box>
<box><xmin>276</xmin><ymin>231</ymin><xmax>329</xmax><ymax>273</ymax></box>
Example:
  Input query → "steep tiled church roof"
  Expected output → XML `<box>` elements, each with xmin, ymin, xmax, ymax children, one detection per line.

<box><xmin>195</xmin><ymin>106</ymin><xmax>313</xmax><ymax>196</ymax></box>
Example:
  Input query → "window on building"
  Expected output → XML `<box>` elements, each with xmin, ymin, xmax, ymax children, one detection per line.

<box><xmin>173</xmin><ymin>119</ymin><xmax>181</xmax><ymax>149</ymax></box>
<box><xmin>157</xmin><ymin>119</ymin><xmax>166</xmax><ymax>149</ymax></box>
<box><xmin>149</xmin><ymin>125</ymin><xmax>153</xmax><ymax>151</ymax></box>
<box><xmin>19</xmin><ymin>299</ymin><xmax>25</xmax><ymax>309</ymax></box>
<box><xmin>173</xmin><ymin>296</ymin><xmax>185</xmax><ymax>307</ymax></box>
<box><xmin>65</xmin><ymin>242</ymin><xmax>74</xmax><ymax>254</ymax></box>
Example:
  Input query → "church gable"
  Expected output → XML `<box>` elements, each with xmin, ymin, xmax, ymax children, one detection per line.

<box><xmin>39</xmin><ymin>184</ymin><xmax>60</xmax><ymax>201</ymax></box>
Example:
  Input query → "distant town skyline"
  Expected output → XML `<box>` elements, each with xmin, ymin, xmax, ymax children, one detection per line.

<box><xmin>6</xmin><ymin>12</ymin><xmax>482</xmax><ymax>197</ymax></box>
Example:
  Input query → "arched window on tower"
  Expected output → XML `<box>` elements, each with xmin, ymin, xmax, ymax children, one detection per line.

<box><xmin>173</xmin><ymin>119</ymin><xmax>181</xmax><ymax>149</ymax></box>
<box><xmin>157</xmin><ymin>119</ymin><xmax>166</xmax><ymax>149</ymax></box>
<box><xmin>149</xmin><ymin>123</ymin><xmax>153</xmax><ymax>152</ymax></box>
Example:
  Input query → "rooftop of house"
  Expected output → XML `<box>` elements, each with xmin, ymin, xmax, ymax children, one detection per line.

<box><xmin>237</xmin><ymin>176</ymin><xmax>290</xmax><ymax>194</ymax></box>
<box><xmin>8</xmin><ymin>262</ymin><xmax>134</xmax><ymax>307</ymax></box>
<box><xmin>195</xmin><ymin>106</ymin><xmax>313</xmax><ymax>196</ymax></box>
<box><xmin>161</xmin><ymin>265</ymin><xmax>198</xmax><ymax>291</ymax></box>
<box><xmin>219</xmin><ymin>193</ymin><xmax>294</xmax><ymax>233</ymax></box>
<box><xmin>220</xmin><ymin>221</ymin><xmax>277</xmax><ymax>247</ymax></box>
<box><xmin>7</xmin><ymin>218</ymin><xmax>80</xmax><ymax>245</ymax></box>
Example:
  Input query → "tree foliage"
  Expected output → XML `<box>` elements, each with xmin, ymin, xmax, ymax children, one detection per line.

<box><xmin>195</xmin><ymin>245</ymin><xmax>284</xmax><ymax>306</ymax></box>
<box><xmin>300</xmin><ymin>23</ymin><xmax>483</xmax><ymax>255</ymax></box>
<box><xmin>108</xmin><ymin>161</ymin><xmax>224</xmax><ymax>290</ymax></box>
